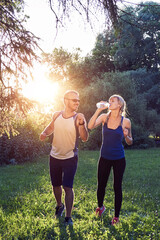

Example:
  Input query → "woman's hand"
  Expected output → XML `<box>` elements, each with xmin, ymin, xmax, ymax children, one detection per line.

<box><xmin>123</xmin><ymin>128</ymin><xmax>129</xmax><ymax>138</ymax></box>
<box><xmin>123</xmin><ymin>126</ymin><xmax>133</xmax><ymax>145</ymax></box>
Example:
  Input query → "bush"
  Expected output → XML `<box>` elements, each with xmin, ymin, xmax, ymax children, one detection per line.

<box><xmin>0</xmin><ymin>114</ymin><xmax>51</xmax><ymax>165</ymax></box>
<box><xmin>80</xmin><ymin>127</ymin><xmax>102</xmax><ymax>150</ymax></box>
<box><xmin>79</xmin><ymin>70</ymin><xmax>160</xmax><ymax>150</ymax></box>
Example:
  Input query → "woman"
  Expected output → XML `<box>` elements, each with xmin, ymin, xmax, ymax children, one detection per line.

<box><xmin>88</xmin><ymin>94</ymin><xmax>133</xmax><ymax>225</ymax></box>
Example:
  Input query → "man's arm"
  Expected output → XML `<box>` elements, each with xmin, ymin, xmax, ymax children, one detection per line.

<box><xmin>76</xmin><ymin>113</ymin><xmax>89</xmax><ymax>142</ymax></box>
<box><xmin>39</xmin><ymin>111</ymin><xmax>61</xmax><ymax>141</ymax></box>
<box><xmin>39</xmin><ymin>120</ymin><xmax>54</xmax><ymax>141</ymax></box>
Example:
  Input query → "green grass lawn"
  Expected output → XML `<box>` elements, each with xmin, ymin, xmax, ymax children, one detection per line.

<box><xmin>0</xmin><ymin>149</ymin><xmax>160</xmax><ymax>240</ymax></box>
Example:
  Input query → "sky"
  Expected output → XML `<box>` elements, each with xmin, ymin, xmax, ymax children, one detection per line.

<box><xmin>24</xmin><ymin>0</ymin><xmax>104</xmax><ymax>56</ymax></box>
<box><xmin>24</xmin><ymin>0</ymin><xmax>160</xmax><ymax>56</ymax></box>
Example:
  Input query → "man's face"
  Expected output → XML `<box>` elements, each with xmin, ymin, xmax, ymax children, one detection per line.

<box><xmin>64</xmin><ymin>93</ymin><xmax>80</xmax><ymax>111</ymax></box>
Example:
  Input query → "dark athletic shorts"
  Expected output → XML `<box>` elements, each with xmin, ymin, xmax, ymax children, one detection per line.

<box><xmin>49</xmin><ymin>155</ymin><xmax>78</xmax><ymax>188</ymax></box>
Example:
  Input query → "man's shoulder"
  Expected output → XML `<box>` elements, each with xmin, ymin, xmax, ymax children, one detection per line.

<box><xmin>52</xmin><ymin>111</ymin><xmax>62</xmax><ymax>121</ymax></box>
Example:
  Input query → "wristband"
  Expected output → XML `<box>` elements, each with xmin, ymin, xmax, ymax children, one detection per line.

<box><xmin>79</xmin><ymin>121</ymin><xmax>85</xmax><ymax>125</ymax></box>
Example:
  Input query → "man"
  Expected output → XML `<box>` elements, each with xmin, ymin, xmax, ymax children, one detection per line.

<box><xmin>40</xmin><ymin>90</ymin><xmax>88</xmax><ymax>225</ymax></box>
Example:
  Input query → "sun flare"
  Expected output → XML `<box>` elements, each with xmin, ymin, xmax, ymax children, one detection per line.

<box><xmin>22</xmin><ymin>65</ymin><xmax>59</xmax><ymax>104</ymax></box>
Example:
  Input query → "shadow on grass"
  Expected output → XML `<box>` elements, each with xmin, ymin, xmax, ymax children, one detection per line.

<box><xmin>53</xmin><ymin>218</ymin><xmax>83</xmax><ymax>240</ymax></box>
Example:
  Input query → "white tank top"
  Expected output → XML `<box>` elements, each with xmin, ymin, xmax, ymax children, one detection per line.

<box><xmin>50</xmin><ymin>113</ymin><xmax>78</xmax><ymax>160</ymax></box>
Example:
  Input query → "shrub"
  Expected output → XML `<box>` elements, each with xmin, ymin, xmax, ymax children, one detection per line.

<box><xmin>80</xmin><ymin>127</ymin><xmax>102</xmax><ymax>150</ymax></box>
<box><xmin>0</xmin><ymin>114</ymin><xmax>51</xmax><ymax>165</ymax></box>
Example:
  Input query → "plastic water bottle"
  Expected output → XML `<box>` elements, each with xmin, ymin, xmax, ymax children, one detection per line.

<box><xmin>96</xmin><ymin>102</ymin><xmax>110</xmax><ymax>109</ymax></box>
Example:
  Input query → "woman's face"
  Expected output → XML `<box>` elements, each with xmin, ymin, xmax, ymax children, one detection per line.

<box><xmin>109</xmin><ymin>97</ymin><xmax>121</xmax><ymax>111</ymax></box>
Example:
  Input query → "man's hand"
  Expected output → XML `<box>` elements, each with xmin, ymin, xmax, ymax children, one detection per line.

<box><xmin>76</xmin><ymin>113</ymin><xmax>88</xmax><ymax>141</ymax></box>
<box><xmin>76</xmin><ymin>113</ymin><xmax>85</xmax><ymax>125</ymax></box>
<box><xmin>39</xmin><ymin>132</ymin><xmax>47</xmax><ymax>141</ymax></box>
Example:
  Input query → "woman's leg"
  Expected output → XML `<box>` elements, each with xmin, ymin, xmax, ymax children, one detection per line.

<box><xmin>113</xmin><ymin>158</ymin><xmax>126</xmax><ymax>217</ymax></box>
<box><xmin>97</xmin><ymin>157</ymin><xmax>112</xmax><ymax>207</ymax></box>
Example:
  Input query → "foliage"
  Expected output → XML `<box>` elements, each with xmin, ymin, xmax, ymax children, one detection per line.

<box><xmin>0</xmin><ymin>0</ymin><xmax>39</xmax><ymax>80</ymax></box>
<box><xmin>0</xmin><ymin>90</ymin><xmax>36</xmax><ymax>137</ymax></box>
<box><xmin>43</xmin><ymin>47</ymin><xmax>96</xmax><ymax>88</ymax></box>
<box><xmin>0</xmin><ymin>113</ymin><xmax>51</xmax><ymax>165</ymax></box>
<box><xmin>0</xmin><ymin>0</ymin><xmax>40</xmax><ymax>135</ymax></box>
<box><xmin>115</xmin><ymin>2</ymin><xmax>160</xmax><ymax>71</ymax></box>
<box><xmin>1</xmin><ymin>1</ymin><xmax>160</xmax><ymax>159</ymax></box>
<box><xmin>0</xmin><ymin>149</ymin><xmax>159</xmax><ymax>239</ymax></box>
<box><xmin>43</xmin><ymin>44</ymin><xmax>160</xmax><ymax>149</ymax></box>
<box><xmin>49</xmin><ymin>0</ymin><xmax>160</xmax><ymax>31</ymax></box>
<box><xmin>42</xmin><ymin>47</ymin><xmax>73</xmax><ymax>82</ymax></box>
<box><xmin>88</xmin><ymin>32</ymin><xmax>115</xmax><ymax>74</ymax></box>
<box><xmin>77</xmin><ymin>70</ymin><xmax>159</xmax><ymax>148</ymax></box>
<box><xmin>80</xmin><ymin>127</ymin><xmax>102</xmax><ymax>150</ymax></box>
<box><xmin>83</xmin><ymin>2</ymin><xmax>160</xmax><ymax>72</ymax></box>
<box><xmin>44</xmin><ymin>3</ymin><xmax>160</xmax><ymax>83</ymax></box>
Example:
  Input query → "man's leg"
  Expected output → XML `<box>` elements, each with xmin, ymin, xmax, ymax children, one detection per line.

<box><xmin>63</xmin><ymin>187</ymin><xmax>74</xmax><ymax>217</ymax></box>
<box><xmin>62</xmin><ymin>156</ymin><xmax>78</xmax><ymax>219</ymax></box>
<box><xmin>49</xmin><ymin>156</ymin><xmax>64</xmax><ymax>216</ymax></box>
<box><xmin>53</xmin><ymin>186</ymin><xmax>63</xmax><ymax>207</ymax></box>
<box><xmin>53</xmin><ymin>185</ymin><xmax>65</xmax><ymax>217</ymax></box>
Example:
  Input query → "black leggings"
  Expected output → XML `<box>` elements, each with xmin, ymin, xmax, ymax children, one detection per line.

<box><xmin>97</xmin><ymin>157</ymin><xmax>126</xmax><ymax>217</ymax></box>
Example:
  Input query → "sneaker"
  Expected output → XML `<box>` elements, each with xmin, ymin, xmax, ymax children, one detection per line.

<box><xmin>96</xmin><ymin>206</ymin><xmax>106</xmax><ymax>217</ymax></box>
<box><xmin>111</xmin><ymin>217</ymin><xmax>119</xmax><ymax>225</ymax></box>
<box><xmin>55</xmin><ymin>203</ymin><xmax>64</xmax><ymax>217</ymax></box>
<box><xmin>64</xmin><ymin>217</ymin><xmax>73</xmax><ymax>225</ymax></box>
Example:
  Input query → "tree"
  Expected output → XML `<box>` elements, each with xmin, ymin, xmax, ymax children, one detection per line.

<box><xmin>88</xmin><ymin>2</ymin><xmax>160</xmax><ymax>72</ymax></box>
<box><xmin>89</xmin><ymin>31</ymin><xmax>115</xmax><ymax>74</ymax></box>
<box><xmin>42</xmin><ymin>47</ymin><xmax>96</xmax><ymax>88</ymax></box>
<box><xmin>114</xmin><ymin>2</ymin><xmax>160</xmax><ymax>71</ymax></box>
<box><xmin>0</xmin><ymin>0</ymin><xmax>40</xmax><ymax>135</ymax></box>
<box><xmin>42</xmin><ymin>47</ymin><xmax>73</xmax><ymax>83</ymax></box>
<box><xmin>49</xmin><ymin>0</ymin><xmax>119</xmax><ymax>29</ymax></box>
<box><xmin>49</xmin><ymin>0</ymin><xmax>160</xmax><ymax>32</ymax></box>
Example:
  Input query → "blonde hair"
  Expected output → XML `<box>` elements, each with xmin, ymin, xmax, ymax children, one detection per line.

<box><xmin>109</xmin><ymin>94</ymin><xmax>126</xmax><ymax>116</ymax></box>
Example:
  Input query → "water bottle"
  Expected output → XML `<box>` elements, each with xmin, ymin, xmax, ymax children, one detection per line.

<box><xmin>96</xmin><ymin>102</ymin><xmax>110</xmax><ymax>109</ymax></box>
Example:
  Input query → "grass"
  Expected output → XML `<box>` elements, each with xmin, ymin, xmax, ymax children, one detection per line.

<box><xmin>0</xmin><ymin>148</ymin><xmax>160</xmax><ymax>240</ymax></box>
